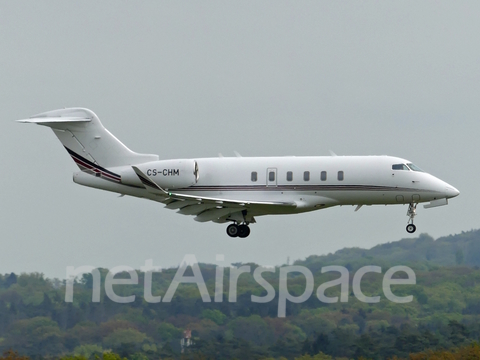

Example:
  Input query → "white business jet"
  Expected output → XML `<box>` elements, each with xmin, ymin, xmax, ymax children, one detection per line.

<box><xmin>18</xmin><ymin>108</ymin><xmax>459</xmax><ymax>238</ymax></box>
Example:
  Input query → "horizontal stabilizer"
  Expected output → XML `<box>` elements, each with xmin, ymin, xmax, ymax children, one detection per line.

<box><xmin>17</xmin><ymin>117</ymin><xmax>91</xmax><ymax>124</ymax></box>
<box><xmin>17</xmin><ymin>108</ymin><xmax>93</xmax><ymax>125</ymax></box>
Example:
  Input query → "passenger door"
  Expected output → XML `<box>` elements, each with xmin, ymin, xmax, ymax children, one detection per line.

<box><xmin>266</xmin><ymin>168</ymin><xmax>277</xmax><ymax>187</ymax></box>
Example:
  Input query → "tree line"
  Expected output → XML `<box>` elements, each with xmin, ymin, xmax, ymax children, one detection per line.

<box><xmin>1</xmin><ymin>229</ymin><xmax>480</xmax><ymax>359</ymax></box>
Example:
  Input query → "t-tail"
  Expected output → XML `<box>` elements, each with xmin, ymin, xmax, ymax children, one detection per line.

<box><xmin>17</xmin><ymin>108</ymin><xmax>159</xmax><ymax>181</ymax></box>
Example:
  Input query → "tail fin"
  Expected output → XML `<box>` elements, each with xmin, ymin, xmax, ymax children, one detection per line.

<box><xmin>18</xmin><ymin>108</ymin><xmax>159</xmax><ymax>169</ymax></box>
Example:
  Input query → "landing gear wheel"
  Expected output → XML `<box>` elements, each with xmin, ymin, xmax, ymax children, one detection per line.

<box><xmin>405</xmin><ymin>203</ymin><xmax>418</xmax><ymax>234</ymax></box>
<box><xmin>227</xmin><ymin>224</ymin><xmax>239</xmax><ymax>237</ymax></box>
<box><xmin>238</xmin><ymin>224</ymin><xmax>251</xmax><ymax>238</ymax></box>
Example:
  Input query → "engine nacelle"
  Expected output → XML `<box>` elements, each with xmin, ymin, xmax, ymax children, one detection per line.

<box><xmin>121</xmin><ymin>159</ymin><xmax>198</xmax><ymax>189</ymax></box>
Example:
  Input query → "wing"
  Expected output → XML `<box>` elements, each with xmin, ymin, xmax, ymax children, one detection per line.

<box><xmin>132</xmin><ymin>166</ymin><xmax>297</xmax><ymax>223</ymax></box>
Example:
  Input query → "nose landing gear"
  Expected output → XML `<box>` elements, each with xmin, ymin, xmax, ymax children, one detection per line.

<box><xmin>406</xmin><ymin>203</ymin><xmax>417</xmax><ymax>233</ymax></box>
<box><xmin>226</xmin><ymin>223</ymin><xmax>251</xmax><ymax>238</ymax></box>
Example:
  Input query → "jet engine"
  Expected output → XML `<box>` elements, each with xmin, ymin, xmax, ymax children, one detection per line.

<box><xmin>121</xmin><ymin>159</ymin><xmax>199</xmax><ymax>189</ymax></box>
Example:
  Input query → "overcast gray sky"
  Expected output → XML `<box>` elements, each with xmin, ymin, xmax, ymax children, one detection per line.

<box><xmin>1</xmin><ymin>1</ymin><xmax>478</xmax><ymax>279</ymax></box>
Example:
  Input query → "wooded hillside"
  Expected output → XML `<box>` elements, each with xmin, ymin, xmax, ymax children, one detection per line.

<box><xmin>1</xmin><ymin>229</ymin><xmax>480</xmax><ymax>359</ymax></box>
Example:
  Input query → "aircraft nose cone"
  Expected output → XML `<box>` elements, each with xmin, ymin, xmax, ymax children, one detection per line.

<box><xmin>445</xmin><ymin>186</ymin><xmax>460</xmax><ymax>198</ymax></box>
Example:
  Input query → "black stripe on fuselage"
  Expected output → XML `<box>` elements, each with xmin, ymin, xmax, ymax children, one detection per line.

<box><xmin>65</xmin><ymin>146</ymin><xmax>121</xmax><ymax>182</ymax></box>
<box><xmin>175</xmin><ymin>184</ymin><xmax>436</xmax><ymax>193</ymax></box>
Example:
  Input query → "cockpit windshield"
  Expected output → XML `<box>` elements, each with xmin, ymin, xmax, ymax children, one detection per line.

<box><xmin>392</xmin><ymin>163</ymin><xmax>425</xmax><ymax>172</ymax></box>
<box><xmin>406</xmin><ymin>163</ymin><xmax>424</xmax><ymax>172</ymax></box>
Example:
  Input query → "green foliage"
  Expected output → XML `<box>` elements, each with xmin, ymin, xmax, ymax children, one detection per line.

<box><xmin>58</xmin><ymin>356</ymin><xmax>88</xmax><ymax>360</ymax></box>
<box><xmin>103</xmin><ymin>328</ymin><xmax>150</xmax><ymax>349</ymax></box>
<box><xmin>0</xmin><ymin>350</ymin><xmax>29</xmax><ymax>360</ymax></box>
<box><xmin>157</xmin><ymin>322</ymin><xmax>182</xmax><ymax>342</ymax></box>
<box><xmin>100</xmin><ymin>353</ymin><xmax>127</xmax><ymax>360</ymax></box>
<box><xmin>2</xmin><ymin>229</ymin><xmax>480</xmax><ymax>358</ymax></box>
<box><xmin>187</xmin><ymin>318</ymin><xmax>220</xmax><ymax>340</ymax></box>
<box><xmin>57</xmin><ymin>353</ymin><xmax>127</xmax><ymax>360</ymax></box>
<box><xmin>228</xmin><ymin>315</ymin><xmax>275</xmax><ymax>346</ymax></box>
<box><xmin>297</xmin><ymin>230</ymin><xmax>480</xmax><ymax>270</ymax></box>
<box><xmin>201</xmin><ymin>309</ymin><xmax>226</xmax><ymax>325</ymax></box>
<box><xmin>456</xmin><ymin>249</ymin><xmax>465</xmax><ymax>265</ymax></box>
<box><xmin>3</xmin><ymin>316</ymin><xmax>64</xmax><ymax>356</ymax></box>
<box><xmin>295</xmin><ymin>352</ymin><xmax>333</xmax><ymax>359</ymax></box>
<box><xmin>393</xmin><ymin>341</ymin><xmax>480</xmax><ymax>359</ymax></box>
<box><xmin>73</xmin><ymin>344</ymin><xmax>104</xmax><ymax>358</ymax></box>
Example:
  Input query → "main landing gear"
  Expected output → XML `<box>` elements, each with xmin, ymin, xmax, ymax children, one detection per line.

<box><xmin>226</xmin><ymin>223</ymin><xmax>251</xmax><ymax>238</ymax></box>
<box><xmin>406</xmin><ymin>203</ymin><xmax>417</xmax><ymax>234</ymax></box>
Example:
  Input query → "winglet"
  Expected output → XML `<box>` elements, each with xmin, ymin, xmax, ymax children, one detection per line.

<box><xmin>131</xmin><ymin>166</ymin><xmax>168</xmax><ymax>195</ymax></box>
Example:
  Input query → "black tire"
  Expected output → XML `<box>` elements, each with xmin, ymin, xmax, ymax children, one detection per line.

<box><xmin>238</xmin><ymin>225</ymin><xmax>250</xmax><ymax>238</ymax></box>
<box><xmin>227</xmin><ymin>224</ymin><xmax>239</xmax><ymax>237</ymax></box>
<box><xmin>406</xmin><ymin>224</ymin><xmax>416</xmax><ymax>234</ymax></box>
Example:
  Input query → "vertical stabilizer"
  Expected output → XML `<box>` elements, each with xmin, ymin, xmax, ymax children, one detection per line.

<box><xmin>17</xmin><ymin>108</ymin><xmax>159</xmax><ymax>169</ymax></box>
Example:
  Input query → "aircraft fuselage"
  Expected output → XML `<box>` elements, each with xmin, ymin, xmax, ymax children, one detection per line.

<box><xmin>75</xmin><ymin>155</ymin><xmax>458</xmax><ymax>216</ymax></box>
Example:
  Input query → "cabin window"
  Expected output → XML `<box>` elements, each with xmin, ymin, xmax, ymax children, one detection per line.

<box><xmin>286</xmin><ymin>171</ymin><xmax>293</xmax><ymax>181</ymax></box>
<box><xmin>338</xmin><ymin>171</ymin><xmax>344</xmax><ymax>181</ymax></box>
<box><xmin>392</xmin><ymin>164</ymin><xmax>409</xmax><ymax>170</ymax></box>
<box><xmin>304</xmin><ymin>171</ymin><xmax>310</xmax><ymax>181</ymax></box>
<box><xmin>321</xmin><ymin>171</ymin><xmax>327</xmax><ymax>181</ymax></box>
<box><xmin>251</xmin><ymin>172</ymin><xmax>257</xmax><ymax>182</ymax></box>
<box><xmin>269</xmin><ymin>171</ymin><xmax>275</xmax><ymax>182</ymax></box>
